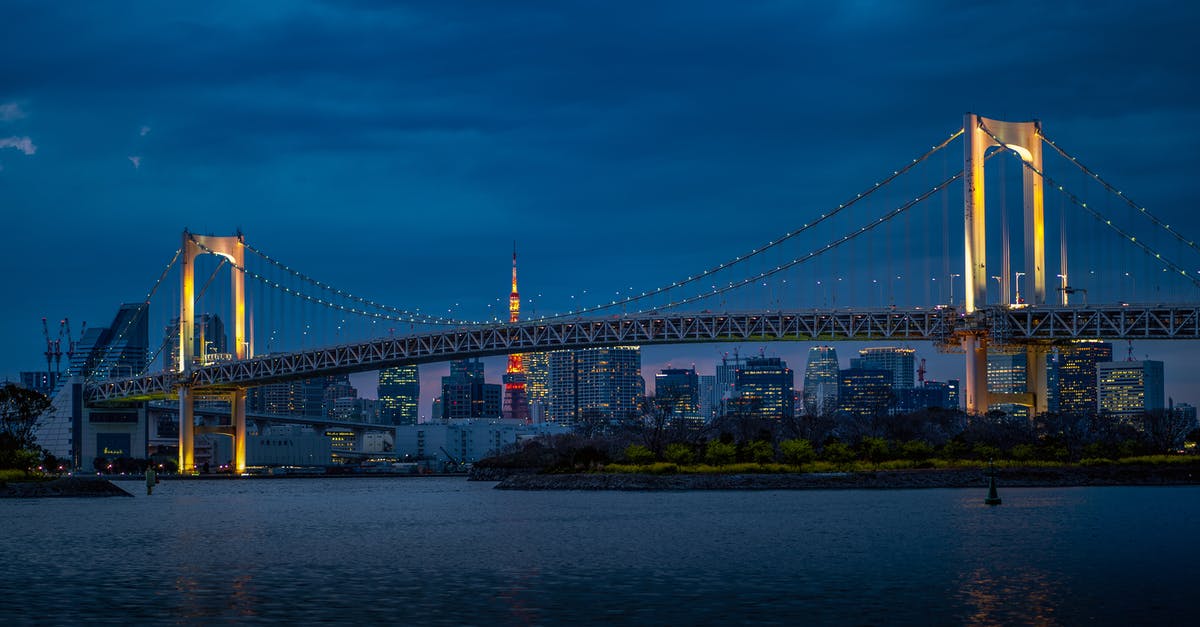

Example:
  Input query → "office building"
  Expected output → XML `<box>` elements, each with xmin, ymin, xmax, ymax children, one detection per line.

<box><xmin>698</xmin><ymin>374</ymin><xmax>717</xmax><ymax>422</ymax></box>
<box><xmin>802</xmin><ymin>346</ymin><xmax>840</xmax><ymax>415</ymax></box>
<box><xmin>545</xmin><ymin>347</ymin><xmax>644</xmax><ymax>426</ymax></box>
<box><xmin>987</xmin><ymin>351</ymin><xmax>1028</xmax><ymax>418</ymax></box>
<box><xmin>378</xmin><ymin>365</ymin><xmax>420</xmax><ymax>425</ymax></box>
<box><xmin>164</xmin><ymin>313</ymin><xmax>228</xmax><ymax>372</ymax></box>
<box><xmin>1097</xmin><ymin>360</ymin><xmax>1165</xmax><ymax>419</ymax></box>
<box><xmin>655</xmin><ymin>367</ymin><xmax>702</xmax><ymax>427</ymax></box>
<box><xmin>1056</xmin><ymin>341</ymin><xmax>1113</xmax><ymax>415</ymax></box>
<box><xmin>441</xmin><ymin>358</ymin><xmax>502</xmax><ymax>420</ymax></box>
<box><xmin>855</xmin><ymin>347</ymin><xmax>915</xmax><ymax>391</ymax></box>
<box><xmin>839</xmin><ymin>368</ymin><xmax>892</xmax><ymax>417</ymax></box>
<box><xmin>248</xmin><ymin>379</ymin><xmax>327</xmax><ymax>417</ymax></box>
<box><xmin>735</xmin><ymin>356</ymin><xmax>795</xmax><ymax>420</ymax></box>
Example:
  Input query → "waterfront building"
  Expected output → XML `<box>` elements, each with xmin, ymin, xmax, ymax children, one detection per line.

<box><xmin>1097</xmin><ymin>360</ymin><xmax>1165</xmax><ymax>419</ymax></box>
<box><xmin>735</xmin><ymin>356</ymin><xmax>795</xmax><ymax>420</ymax></box>
<box><xmin>378</xmin><ymin>365</ymin><xmax>420</xmax><ymax>425</ymax></box>
<box><xmin>855</xmin><ymin>347</ymin><xmax>915</xmax><ymax>391</ymax></box>
<box><xmin>802</xmin><ymin>346</ymin><xmax>840</xmax><ymax>415</ymax></box>
<box><xmin>545</xmin><ymin>347</ymin><xmax>643</xmax><ymax>427</ymax></box>
<box><xmin>697</xmin><ymin>374</ymin><xmax>717</xmax><ymax>422</ymax></box>
<box><xmin>441</xmin><ymin>358</ymin><xmax>502</xmax><ymax>420</ymax></box>
<box><xmin>655</xmin><ymin>367</ymin><xmax>702</xmax><ymax>428</ymax></box>
<box><xmin>838</xmin><ymin>368</ymin><xmax>892</xmax><ymax>417</ymax></box>
<box><xmin>394</xmin><ymin>419</ymin><xmax>572</xmax><ymax>470</ymax></box>
<box><xmin>1056</xmin><ymin>341</ymin><xmax>1113</xmax><ymax>415</ymax></box>
<box><xmin>987</xmin><ymin>351</ymin><xmax>1028</xmax><ymax>419</ymax></box>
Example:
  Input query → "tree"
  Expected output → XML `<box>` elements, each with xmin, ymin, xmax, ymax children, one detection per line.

<box><xmin>1140</xmin><ymin>410</ymin><xmax>1194</xmax><ymax>453</ymax></box>
<box><xmin>705</xmin><ymin>440</ymin><xmax>736</xmax><ymax>465</ymax></box>
<box><xmin>743</xmin><ymin>440</ymin><xmax>774</xmax><ymax>463</ymax></box>
<box><xmin>663</xmin><ymin>443</ymin><xmax>694</xmax><ymax>465</ymax></box>
<box><xmin>0</xmin><ymin>383</ymin><xmax>50</xmax><ymax>449</ymax></box>
<box><xmin>779</xmin><ymin>438</ymin><xmax>816</xmax><ymax>465</ymax></box>
<box><xmin>0</xmin><ymin>384</ymin><xmax>51</xmax><ymax>470</ymax></box>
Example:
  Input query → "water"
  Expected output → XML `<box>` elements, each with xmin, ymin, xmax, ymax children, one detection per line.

<box><xmin>2</xmin><ymin>478</ymin><xmax>1196</xmax><ymax>625</ymax></box>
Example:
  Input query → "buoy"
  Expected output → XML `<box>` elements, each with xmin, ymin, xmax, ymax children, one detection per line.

<box><xmin>984</xmin><ymin>459</ymin><xmax>1001</xmax><ymax>506</ymax></box>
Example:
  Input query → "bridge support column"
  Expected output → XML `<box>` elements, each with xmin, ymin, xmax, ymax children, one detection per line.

<box><xmin>1025</xmin><ymin>345</ymin><xmax>1048</xmax><ymax>417</ymax></box>
<box><xmin>179</xmin><ymin>386</ymin><xmax>194</xmax><ymax>473</ymax></box>
<box><xmin>232</xmin><ymin>389</ymin><xmax>246</xmax><ymax>474</ymax></box>
<box><xmin>962</xmin><ymin>335</ymin><xmax>989</xmax><ymax>415</ymax></box>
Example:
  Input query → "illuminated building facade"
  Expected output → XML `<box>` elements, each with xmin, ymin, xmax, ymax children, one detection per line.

<box><xmin>838</xmin><ymin>368</ymin><xmax>891</xmax><ymax>417</ymax></box>
<box><xmin>735</xmin><ymin>356</ymin><xmax>795</xmax><ymax>420</ymax></box>
<box><xmin>248</xmin><ymin>379</ymin><xmax>325</xmax><ymax>417</ymax></box>
<box><xmin>802</xmin><ymin>346</ymin><xmax>840</xmax><ymax>415</ymax></box>
<box><xmin>987</xmin><ymin>351</ymin><xmax>1028</xmax><ymax>418</ymax></box>
<box><xmin>1097</xmin><ymin>360</ymin><xmax>1164</xmax><ymax>419</ymax></box>
<box><xmin>546</xmin><ymin>347</ymin><xmax>643</xmax><ymax>426</ymax></box>
<box><xmin>378</xmin><ymin>365</ymin><xmax>420</xmax><ymax>425</ymax></box>
<box><xmin>164</xmin><ymin>313</ymin><xmax>227</xmax><ymax>372</ymax></box>
<box><xmin>442</xmin><ymin>358</ymin><xmax>502</xmax><ymax>420</ymax></box>
<box><xmin>1055</xmin><ymin>341</ymin><xmax>1113</xmax><ymax>415</ymax></box>
<box><xmin>502</xmin><ymin>246</ymin><xmax>531</xmax><ymax>422</ymax></box>
<box><xmin>856</xmin><ymin>347</ymin><xmax>915</xmax><ymax>390</ymax></box>
<box><xmin>655</xmin><ymin>368</ymin><xmax>702</xmax><ymax>427</ymax></box>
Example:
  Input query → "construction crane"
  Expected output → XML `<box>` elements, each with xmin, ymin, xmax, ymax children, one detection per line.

<box><xmin>40</xmin><ymin>318</ymin><xmax>62</xmax><ymax>377</ymax></box>
<box><xmin>63</xmin><ymin>317</ymin><xmax>86</xmax><ymax>372</ymax></box>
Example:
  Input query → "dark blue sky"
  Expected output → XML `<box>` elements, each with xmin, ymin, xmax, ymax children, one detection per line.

<box><xmin>4</xmin><ymin>1</ymin><xmax>1200</xmax><ymax>413</ymax></box>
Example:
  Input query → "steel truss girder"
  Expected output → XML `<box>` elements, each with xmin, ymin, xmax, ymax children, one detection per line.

<box><xmin>85</xmin><ymin>305</ymin><xmax>1200</xmax><ymax>403</ymax></box>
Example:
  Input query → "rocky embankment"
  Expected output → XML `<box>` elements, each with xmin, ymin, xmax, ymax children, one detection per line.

<box><xmin>1</xmin><ymin>476</ymin><xmax>133</xmax><ymax>498</ymax></box>
<box><xmin>494</xmin><ymin>464</ymin><xmax>1200</xmax><ymax>491</ymax></box>
<box><xmin>467</xmin><ymin>466</ymin><xmax>542</xmax><ymax>482</ymax></box>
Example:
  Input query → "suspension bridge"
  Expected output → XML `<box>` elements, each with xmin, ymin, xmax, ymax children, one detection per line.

<box><xmin>67</xmin><ymin>114</ymin><xmax>1200</xmax><ymax>473</ymax></box>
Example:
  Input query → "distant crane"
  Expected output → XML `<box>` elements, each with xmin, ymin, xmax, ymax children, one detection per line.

<box><xmin>63</xmin><ymin>317</ymin><xmax>86</xmax><ymax>371</ymax></box>
<box><xmin>40</xmin><ymin>317</ymin><xmax>62</xmax><ymax>377</ymax></box>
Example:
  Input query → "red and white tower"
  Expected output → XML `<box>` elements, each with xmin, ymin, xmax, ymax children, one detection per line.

<box><xmin>502</xmin><ymin>244</ymin><xmax>531</xmax><ymax>422</ymax></box>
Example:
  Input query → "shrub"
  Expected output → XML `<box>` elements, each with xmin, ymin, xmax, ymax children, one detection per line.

<box><xmin>705</xmin><ymin>440</ymin><xmax>737</xmax><ymax>466</ymax></box>
<box><xmin>624</xmin><ymin>444</ymin><xmax>654</xmax><ymax>465</ymax></box>
<box><xmin>899</xmin><ymin>440</ymin><xmax>934</xmax><ymax>461</ymax></box>
<box><xmin>663</xmin><ymin>443</ymin><xmax>694</xmax><ymax>465</ymax></box>
<box><xmin>744</xmin><ymin>440</ymin><xmax>774</xmax><ymax>464</ymax></box>
<box><xmin>821</xmin><ymin>442</ymin><xmax>855</xmax><ymax>464</ymax></box>
<box><xmin>779</xmin><ymin>439</ymin><xmax>816</xmax><ymax>466</ymax></box>
<box><xmin>1010</xmin><ymin>443</ymin><xmax>1037</xmax><ymax>461</ymax></box>
<box><xmin>859</xmin><ymin>437</ymin><xmax>892</xmax><ymax>463</ymax></box>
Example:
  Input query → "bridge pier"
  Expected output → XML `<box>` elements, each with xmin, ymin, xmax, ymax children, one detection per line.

<box><xmin>232</xmin><ymin>389</ymin><xmax>246</xmax><ymax>473</ymax></box>
<box><xmin>179</xmin><ymin>386</ymin><xmax>195</xmax><ymax>473</ymax></box>
<box><xmin>962</xmin><ymin>335</ymin><xmax>989</xmax><ymax>415</ymax></box>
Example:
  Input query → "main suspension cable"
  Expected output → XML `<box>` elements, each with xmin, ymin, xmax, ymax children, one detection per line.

<box><xmin>86</xmin><ymin>248</ymin><xmax>182</xmax><ymax>383</ymax></box>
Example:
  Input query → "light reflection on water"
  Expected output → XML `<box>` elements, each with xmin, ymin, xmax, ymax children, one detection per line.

<box><xmin>1</xmin><ymin>479</ymin><xmax>1196</xmax><ymax>625</ymax></box>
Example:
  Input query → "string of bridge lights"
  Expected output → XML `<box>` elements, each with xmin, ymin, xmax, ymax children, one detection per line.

<box><xmin>191</xmin><ymin>236</ymin><xmax>483</xmax><ymax>327</ymax></box>
<box><xmin>621</xmin><ymin>166</ymin><xmax>974</xmax><ymax>314</ymax></box>
<box><xmin>528</xmin><ymin>127</ymin><xmax>966</xmax><ymax>321</ymax></box>
<box><xmin>979</xmin><ymin>123</ymin><xmax>1200</xmax><ymax>289</ymax></box>
<box><xmin>240</xmin><ymin>241</ymin><xmax>478</xmax><ymax>326</ymax></box>
<box><xmin>1040</xmin><ymin>132</ymin><xmax>1200</xmax><ymax>258</ymax></box>
<box><xmin>86</xmin><ymin>248</ymin><xmax>182</xmax><ymax>384</ymax></box>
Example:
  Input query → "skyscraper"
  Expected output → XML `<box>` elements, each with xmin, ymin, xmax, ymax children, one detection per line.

<box><xmin>855</xmin><ymin>347</ymin><xmax>915</xmax><ymax>391</ymax></box>
<box><xmin>1056</xmin><ymin>341</ymin><xmax>1113</xmax><ymax>415</ymax></box>
<box><xmin>715</xmin><ymin>353</ymin><xmax>745</xmax><ymax>415</ymax></box>
<box><xmin>987</xmin><ymin>351</ymin><xmax>1028</xmax><ymax>418</ymax></box>
<box><xmin>655</xmin><ymin>368</ymin><xmax>701</xmax><ymax>427</ymax></box>
<box><xmin>839</xmin><ymin>368</ymin><xmax>892</xmax><ymax>417</ymax></box>
<box><xmin>442</xmin><ymin>358</ymin><xmax>502</xmax><ymax>420</ymax></box>
<box><xmin>1097</xmin><ymin>360</ymin><xmax>1165</xmax><ymax>419</ymax></box>
<box><xmin>378</xmin><ymin>365</ymin><xmax>420</xmax><ymax>425</ymax></box>
<box><xmin>164</xmin><ymin>313</ymin><xmax>227</xmax><ymax>372</ymax></box>
<box><xmin>802</xmin><ymin>346</ymin><xmax>840</xmax><ymax>415</ymax></box>
<box><xmin>545</xmin><ymin>347</ymin><xmax>643</xmax><ymax>426</ymax></box>
<box><xmin>697</xmin><ymin>374</ymin><xmax>717</xmax><ymax>422</ymax></box>
<box><xmin>502</xmin><ymin>246</ymin><xmax>531</xmax><ymax>422</ymax></box>
<box><xmin>65</xmin><ymin>303</ymin><xmax>150</xmax><ymax>382</ymax></box>
<box><xmin>734</xmin><ymin>356</ymin><xmax>795</xmax><ymax>420</ymax></box>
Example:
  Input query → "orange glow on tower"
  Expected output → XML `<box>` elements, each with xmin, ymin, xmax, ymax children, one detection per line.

<box><xmin>503</xmin><ymin>243</ymin><xmax>531</xmax><ymax>422</ymax></box>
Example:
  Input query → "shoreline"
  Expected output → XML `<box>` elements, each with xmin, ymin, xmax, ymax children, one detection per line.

<box><xmin>493</xmin><ymin>464</ymin><xmax>1200</xmax><ymax>491</ymax></box>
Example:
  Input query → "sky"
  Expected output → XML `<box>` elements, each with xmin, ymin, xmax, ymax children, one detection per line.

<box><xmin>4</xmin><ymin>1</ymin><xmax>1200</xmax><ymax>417</ymax></box>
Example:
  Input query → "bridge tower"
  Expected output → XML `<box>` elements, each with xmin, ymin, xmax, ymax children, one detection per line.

<box><xmin>961</xmin><ymin>113</ymin><xmax>1048</xmax><ymax>416</ymax></box>
<box><xmin>179</xmin><ymin>229</ymin><xmax>249</xmax><ymax>474</ymax></box>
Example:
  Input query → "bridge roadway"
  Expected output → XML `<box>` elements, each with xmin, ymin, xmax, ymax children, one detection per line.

<box><xmin>86</xmin><ymin>304</ymin><xmax>1200</xmax><ymax>403</ymax></box>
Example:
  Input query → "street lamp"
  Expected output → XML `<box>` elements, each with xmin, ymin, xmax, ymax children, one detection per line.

<box><xmin>1014</xmin><ymin>272</ymin><xmax>1026</xmax><ymax>304</ymax></box>
<box><xmin>991</xmin><ymin>275</ymin><xmax>1003</xmax><ymax>305</ymax></box>
<box><xmin>949</xmin><ymin>273</ymin><xmax>961</xmax><ymax>306</ymax></box>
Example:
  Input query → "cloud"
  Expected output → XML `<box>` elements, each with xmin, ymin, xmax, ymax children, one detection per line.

<box><xmin>0</xmin><ymin>103</ymin><xmax>24</xmax><ymax>121</ymax></box>
<box><xmin>0</xmin><ymin>136</ymin><xmax>36</xmax><ymax>155</ymax></box>
<box><xmin>139</xmin><ymin>125</ymin><xmax>151</xmax><ymax>136</ymax></box>
<box><xmin>128</xmin><ymin>155</ymin><xmax>142</xmax><ymax>169</ymax></box>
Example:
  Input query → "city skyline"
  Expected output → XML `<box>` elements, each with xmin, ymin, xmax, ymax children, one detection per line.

<box><xmin>5</xmin><ymin>2</ymin><xmax>1200</xmax><ymax>408</ymax></box>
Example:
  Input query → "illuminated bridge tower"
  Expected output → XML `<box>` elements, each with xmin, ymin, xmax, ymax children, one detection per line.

<box><xmin>961</xmin><ymin>113</ymin><xmax>1048</xmax><ymax>416</ymax></box>
<box><xmin>502</xmin><ymin>245</ymin><xmax>531</xmax><ymax>422</ymax></box>
<box><xmin>178</xmin><ymin>229</ymin><xmax>250</xmax><ymax>474</ymax></box>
